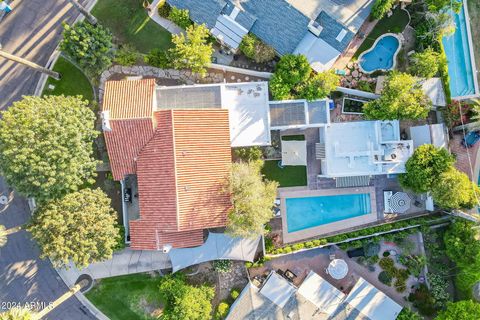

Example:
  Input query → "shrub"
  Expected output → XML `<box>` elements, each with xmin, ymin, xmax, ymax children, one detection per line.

<box><xmin>364</xmin><ymin>242</ymin><xmax>380</xmax><ymax>257</ymax></box>
<box><xmin>265</xmin><ymin>236</ymin><xmax>274</xmax><ymax>253</ymax></box>
<box><xmin>169</xmin><ymin>6</ymin><xmax>192</xmax><ymax>29</ymax></box>
<box><xmin>157</xmin><ymin>0</ymin><xmax>171</xmax><ymax>17</ymax></box>
<box><xmin>382</xmin><ymin>251</ymin><xmax>390</xmax><ymax>257</ymax></box>
<box><xmin>215</xmin><ymin>301</ymin><xmax>230</xmax><ymax>320</ymax></box>
<box><xmin>144</xmin><ymin>49</ymin><xmax>171</xmax><ymax>68</ymax></box>
<box><xmin>408</xmin><ymin>47</ymin><xmax>440</xmax><ymax>78</ymax></box>
<box><xmin>230</xmin><ymin>289</ymin><xmax>240</xmax><ymax>300</ymax></box>
<box><xmin>378</xmin><ymin>271</ymin><xmax>393</xmax><ymax>286</ymax></box>
<box><xmin>213</xmin><ymin>260</ymin><xmax>232</xmax><ymax>273</ymax></box>
<box><xmin>367</xmin><ymin>255</ymin><xmax>380</xmax><ymax>265</ymax></box>
<box><xmin>428</xmin><ymin>272</ymin><xmax>450</xmax><ymax>309</ymax></box>
<box><xmin>379</xmin><ymin>257</ymin><xmax>396</xmax><ymax>276</ymax></box>
<box><xmin>233</xmin><ymin>147</ymin><xmax>263</xmax><ymax>162</ymax></box>
<box><xmin>292</xmin><ymin>243</ymin><xmax>305</xmax><ymax>251</ymax></box>
<box><xmin>399</xmin><ymin>255</ymin><xmax>426</xmax><ymax>277</ymax></box>
<box><xmin>113</xmin><ymin>225</ymin><xmax>126</xmax><ymax>251</ymax></box>
<box><xmin>114</xmin><ymin>44</ymin><xmax>139</xmax><ymax>66</ymax></box>
<box><xmin>371</xmin><ymin>0</ymin><xmax>395</xmax><ymax>20</ymax></box>
<box><xmin>60</xmin><ymin>21</ymin><xmax>114</xmax><ymax>77</ymax></box>
<box><xmin>357</xmin><ymin>80</ymin><xmax>374</xmax><ymax>92</ymax></box>
<box><xmin>239</xmin><ymin>33</ymin><xmax>276</xmax><ymax>63</ymax></box>
<box><xmin>408</xmin><ymin>284</ymin><xmax>436</xmax><ymax>316</ymax></box>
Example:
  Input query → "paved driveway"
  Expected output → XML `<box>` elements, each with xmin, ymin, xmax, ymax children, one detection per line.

<box><xmin>0</xmin><ymin>179</ymin><xmax>96</xmax><ymax>319</ymax></box>
<box><xmin>0</xmin><ymin>0</ymin><xmax>91</xmax><ymax>109</ymax></box>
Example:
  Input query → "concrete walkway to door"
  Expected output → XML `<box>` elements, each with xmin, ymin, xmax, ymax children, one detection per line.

<box><xmin>147</xmin><ymin>0</ymin><xmax>183</xmax><ymax>35</ymax></box>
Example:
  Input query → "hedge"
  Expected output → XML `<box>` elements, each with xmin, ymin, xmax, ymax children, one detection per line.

<box><xmin>267</xmin><ymin>213</ymin><xmax>448</xmax><ymax>255</ymax></box>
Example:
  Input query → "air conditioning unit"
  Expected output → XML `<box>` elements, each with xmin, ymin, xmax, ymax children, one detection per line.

<box><xmin>162</xmin><ymin>244</ymin><xmax>172</xmax><ymax>253</ymax></box>
<box><xmin>308</xmin><ymin>20</ymin><xmax>323</xmax><ymax>37</ymax></box>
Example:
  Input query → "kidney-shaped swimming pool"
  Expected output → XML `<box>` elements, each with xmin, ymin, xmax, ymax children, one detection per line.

<box><xmin>358</xmin><ymin>34</ymin><xmax>401</xmax><ymax>73</ymax></box>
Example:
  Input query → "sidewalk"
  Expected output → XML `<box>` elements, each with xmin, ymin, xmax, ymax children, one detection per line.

<box><xmin>57</xmin><ymin>248</ymin><xmax>171</xmax><ymax>287</ymax></box>
<box><xmin>148</xmin><ymin>0</ymin><xmax>183</xmax><ymax>35</ymax></box>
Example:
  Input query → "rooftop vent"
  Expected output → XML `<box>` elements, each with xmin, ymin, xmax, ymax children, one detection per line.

<box><xmin>308</xmin><ymin>20</ymin><xmax>323</xmax><ymax>37</ymax></box>
<box><xmin>101</xmin><ymin>110</ymin><xmax>112</xmax><ymax>132</ymax></box>
<box><xmin>336</xmin><ymin>29</ymin><xmax>348</xmax><ymax>42</ymax></box>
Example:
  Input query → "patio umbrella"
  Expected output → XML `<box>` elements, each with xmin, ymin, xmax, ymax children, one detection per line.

<box><xmin>281</xmin><ymin>140</ymin><xmax>307</xmax><ymax>166</ymax></box>
<box><xmin>327</xmin><ymin>259</ymin><xmax>348</xmax><ymax>280</ymax></box>
<box><xmin>389</xmin><ymin>192</ymin><xmax>411</xmax><ymax>213</ymax></box>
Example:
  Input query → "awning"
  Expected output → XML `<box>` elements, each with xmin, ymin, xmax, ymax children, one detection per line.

<box><xmin>168</xmin><ymin>233</ymin><xmax>260</xmax><ymax>273</ymax></box>
<box><xmin>281</xmin><ymin>140</ymin><xmax>307</xmax><ymax>166</ymax></box>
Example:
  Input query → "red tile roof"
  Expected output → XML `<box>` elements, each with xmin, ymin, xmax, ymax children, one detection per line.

<box><xmin>102</xmin><ymin>80</ymin><xmax>232</xmax><ymax>249</ymax></box>
<box><xmin>103</xmin><ymin>79</ymin><xmax>156</xmax><ymax>119</ymax></box>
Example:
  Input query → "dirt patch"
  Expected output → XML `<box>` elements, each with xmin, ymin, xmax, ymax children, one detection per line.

<box><xmin>137</xmin><ymin>296</ymin><xmax>163</xmax><ymax>319</ymax></box>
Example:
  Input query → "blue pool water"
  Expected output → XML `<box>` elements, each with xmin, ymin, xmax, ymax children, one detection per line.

<box><xmin>286</xmin><ymin>193</ymin><xmax>371</xmax><ymax>233</ymax></box>
<box><xmin>359</xmin><ymin>35</ymin><xmax>400</xmax><ymax>73</ymax></box>
<box><xmin>442</xmin><ymin>4</ymin><xmax>476</xmax><ymax>98</ymax></box>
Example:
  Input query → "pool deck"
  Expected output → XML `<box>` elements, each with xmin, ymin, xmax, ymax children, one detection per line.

<box><xmin>279</xmin><ymin>187</ymin><xmax>378</xmax><ymax>243</ymax></box>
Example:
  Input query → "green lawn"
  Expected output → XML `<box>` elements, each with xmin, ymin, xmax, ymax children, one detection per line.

<box><xmin>353</xmin><ymin>8</ymin><xmax>410</xmax><ymax>59</ymax></box>
<box><xmin>262</xmin><ymin>160</ymin><xmax>307</xmax><ymax>187</ymax></box>
<box><xmin>42</xmin><ymin>56</ymin><xmax>94</xmax><ymax>102</ymax></box>
<box><xmin>92</xmin><ymin>0</ymin><xmax>172</xmax><ymax>53</ymax></box>
<box><xmin>85</xmin><ymin>273</ymin><xmax>164</xmax><ymax>320</ymax></box>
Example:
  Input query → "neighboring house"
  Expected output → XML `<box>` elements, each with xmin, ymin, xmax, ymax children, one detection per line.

<box><xmin>167</xmin><ymin>0</ymin><xmax>374</xmax><ymax>71</ymax></box>
<box><xmin>101</xmin><ymin>79</ymin><xmax>271</xmax><ymax>250</ymax></box>
<box><xmin>227</xmin><ymin>270</ymin><xmax>402</xmax><ymax>320</ymax></box>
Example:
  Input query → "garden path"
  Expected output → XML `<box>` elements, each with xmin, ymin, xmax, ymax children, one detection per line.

<box><xmin>148</xmin><ymin>0</ymin><xmax>183</xmax><ymax>35</ymax></box>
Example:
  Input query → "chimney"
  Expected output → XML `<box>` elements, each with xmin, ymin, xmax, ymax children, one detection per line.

<box><xmin>101</xmin><ymin>110</ymin><xmax>112</xmax><ymax>131</ymax></box>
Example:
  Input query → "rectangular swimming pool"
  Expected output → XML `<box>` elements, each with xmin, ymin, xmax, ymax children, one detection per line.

<box><xmin>442</xmin><ymin>3</ymin><xmax>477</xmax><ymax>98</ymax></box>
<box><xmin>286</xmin><ymin>193</ymin><xmax>371</xmax><ymax>233</ymax></box>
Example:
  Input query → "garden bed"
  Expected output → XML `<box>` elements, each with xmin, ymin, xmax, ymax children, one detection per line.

<box><xmin>342</xmin><ymin>97</ymin><xmax>367</xmax><ymax>114</ymax></box>
<box><xmin>42</xmin><ymin>56</ymin><xmax>94</xmax><ymax>101</ymax></box>
<box><xmin>92</xmin><ymin>0</ymin><xmax>172</xmax><ymax>53</ymax></box>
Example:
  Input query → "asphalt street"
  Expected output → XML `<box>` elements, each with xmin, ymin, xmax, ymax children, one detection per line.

<box><xmin>0</xmin><ymin>0</ymin><xmax>97</xmax><ymax>319</ymax></box>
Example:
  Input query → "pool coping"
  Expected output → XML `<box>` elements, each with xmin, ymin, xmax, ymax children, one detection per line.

<box><xmin>279</xmin><ymin>186</ymin><xmax>378</xmax><ymax>244</ymax></box>
<box><xmin>449</xmin><ymin>0</ymin><xmax>480</xmax><ymax>100</ymax></box>
<box><xmin>357</xmin><ymin>33</ymin><xmax>402</xmax><ymax>74</ymax></box>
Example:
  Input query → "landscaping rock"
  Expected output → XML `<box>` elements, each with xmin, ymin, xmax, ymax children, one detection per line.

<box><xmin>352</xmin><ymin>70</ymin><xmax>359</xmax><ymax>78</ymax></box>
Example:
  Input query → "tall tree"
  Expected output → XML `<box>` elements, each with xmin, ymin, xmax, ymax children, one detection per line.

<box><xmin>444</xmin><ymin>220</ymin><xmax>480</xmax><ymax>265</ymax></box>
<box><xmin>65</xmin><ymin>0</ymin><xmax>97</xmax><ymax>25</ymax></box>
<box><xmin>60</xmin><ymin>21</ymin><xmax>114</xmax><ymax>77</ymax></box>
<box><xmin>431</xmin><ymin>167</ymin><xmax>480</xmax><ymax>210</ymax></box>
<box><xmin>363</xmin><ymin>72</ymin><xmax>432</xmax><ymax>120</ymax></box>
<box><xmin>399</xmin><ymin>144</ymin><xmax>455</xmax><ymax>193</ymax></box>
<box><xmin>269</xmin><ymin>54</ymin><xmax>311</xmax><ymax>100</ymax></box>
<box><xmin>435</xmin><ymin>300</ymin><xmax>480</xmax><ymax>320</ymax></box>
<box><xmin>298</xmin><ymin>71</ymin><xmax>340</xmax><ymax>101</ymax></box>
<box><xmin>226</xmin><ymin>161</ymin><xmax>278</xmax><ymax>238</ymax></box>
<box><xmin>408</xmin><ymin>47</ymin><xmax>441</xmax><ymax>78</ymax></box>
<box><xmin>28</xmin><ymin>188</ymin><xmax>120</xmax><ymax>268</ymax></box>
<box><xmin>160</xmin><ymin>274</ymin><xmax>214</xmax><ymax>320</ymax></box>
<box><xmin>169</xmin><ymin>24</ymin><xmax>213</xmax><ymax>76</ymax></box>
<box><xmin>0</xmin><ymin>95</ymin><xmax>98</xmax><ymax>202</ymax></box>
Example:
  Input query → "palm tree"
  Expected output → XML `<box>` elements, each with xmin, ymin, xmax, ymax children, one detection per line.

<box><xmin>65</xmin><ymin>0</ymin><xmax>97</xmax><ymax>25</ymax></box>
<box><xmin>0</xmin><ymin>45</ymin><xmax>61</xmax><ymax>80</ymax></box>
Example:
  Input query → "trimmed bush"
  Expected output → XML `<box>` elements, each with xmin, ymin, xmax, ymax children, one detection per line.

<box><xmin>230</xmin><ymin>289</ymin><xmax>240</xmax><ymax>300</ymax></box>
<box><xmin>168</xmin><ymin>6</ymin><xmax>192</xmax><ymax>29</ymax></box>
<box><xmin>158</xmin><ymin>0</ymin><xmax>171</xmax><ymax>17</ymax></box>
<box><xmin>239</xmin><ymin>33</ymin><xmax>276</xmax><ymax>63</ymax></box>
<box><xmin>383</xmin><ymin>251</ymin><xmax>390</xmax><ymax>257</ymax></box>
<box><xmin>215</xmin><ymin>301</ymin><xmax>230</xmax><ymax>320</ymax></box>
<box><xmin>379</xmin><ymin>257</ymin><xmax>396</xmax><ymax>276</ymax></box>
<box><xmin>378</xmin><ymin>271</ymin><xmax>393</xmax><ymax>285</ymax></box>
<box><xmin>144</xmin><ymin>49</ymin><xmax>170</xmax><ymax>68</ymax></box>
<box><xmin>114</xmin><ymin>44</ymin><xmax>139</xmax><ymax>66</ymax></box>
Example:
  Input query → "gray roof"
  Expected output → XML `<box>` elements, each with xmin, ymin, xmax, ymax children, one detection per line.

<box><xmin>315</xmin><ymin>11</ymin><xmax>354</xmax><ymax>52</ymax></box>
<box><xmin>167</xmin><ymin>0</ymin><xmax>226</xmax><ymax>28</ymax></box>
<box><xmin>156</xmin><ymin>86</ymin><xmax>222</xmax><ymax>109</ymax></box>
<box><xmin>269</xmin><ymin>99</ymin><xmax>329</xmax><ymax>128</ymax></box>
<box><xmin>222</xmin><ymin>1</ymin><xmax>257</xmax><ymax>30</ymax></box>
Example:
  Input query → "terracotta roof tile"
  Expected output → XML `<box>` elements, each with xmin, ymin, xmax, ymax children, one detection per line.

<box><xmin>102</xmin><ymin>79</ymin><xmax>156</xmax><ymax>119</ymax></box>
<box><xmin>103</xmin><ymin>119</ymin><xmax>155</xmax><ymax>180</ymax></box>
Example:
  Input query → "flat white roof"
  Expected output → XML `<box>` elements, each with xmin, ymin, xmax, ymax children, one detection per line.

<box><xmin>410</xmin><ymin>124</ymin><xmax>447</xmax><ymax>149</ymax></box>
<box><xmin>409</xmin><ymin>125</ymin><xmax>432</xmax><ymax>149</ymax></box>
<box><xmin>221</xmin><ymin>82</ymin><xmax>271</xmax><ymax>147</ymax></box>
<box><xmin>156</xmin><ymin>82</ymin><xmax>271</xmax><ymax>148</ymax></box>
<box><xmin>298</xmin><ymin>271</ymin><xmax>345</xmax><ymax>315</ymax></box>
<box><xmin>322</xmin><ymin>120</ymin><xmax>414</xmax><ymax>177</ymax></box>
<box><xmin>259</xmin><ymin>272</ymin><xmax>296</xmax><ymax>308</ymax></box>
<box><xmin>344</xmin><ymin>278</ymin><xmax>402</xmax><ymax>320</ymax></box>
<box><xmin>294</xmin><ymin>32</ymin><xmax>340</xmax><ymax>72</ymax></box>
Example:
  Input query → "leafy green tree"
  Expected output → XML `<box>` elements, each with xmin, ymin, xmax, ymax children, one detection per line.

<box><xmin>371</xmin><ymin>0</ymin><xmax>396</xmax><ymax>20</ymax></box>
<box><xmin>169</xmin><ymin>24</ymin><xmax>213</xmax><ymax>76</ymax></box>
<box><xmin>436</xmin><ymin>300</ymin><xmax>480</xmax><ymax>320</ymax></box>
<box><xmin>298</xmin><ymin>71</ymin><xmax>340</xmax><ymax>101</ymax></box>
<box><xmin>399</xmin><ymin>144</ymin><xmax>454</xmax><ymax>193</ymax></box>
<box><xmin>363</xmin><ymin>72</ymin><xmax>432</xmax><ymax>120</ymax></box>
<box><xmin>431</xmin><ymin>168</ymin><xmax>480</xmax><ymax>209</ymax></box>
<box><xmin>0</xmin><ymin>307</ymin><xmax>34</xmax><ymax>320</ymax></box>
<box><xmin>226</xmin><ymin>161</ymin><xmax>278</xmax><ymax>238</ymax></box>
<box><xmin>60</xmin><ymin>21</ymin><xmax>113</xmax><ymax>76</ymax></box>
<box><xmin>269</xmin><ymin>54</ymin><xmax>311</xmax><ymax>100</ymax></box>
<box><xmin>408</xmin><ymin>47</ymin><xmax>440</xmax><ymax>78</ymax></box>
<box><xmin>0</xmin><ymin>96</ymin><xmax>98</xmax><ymax>202</ymax></box>
<box><xmin>397</xmin><ymin>307</ymin><xmax>422</xmax><ymax>320</ymax></box>
<box><xmin>160</xmin><ymin>274</ymin><xmax>214</xmax><ymax>320</ymax></box>
<box><xmin>444</xmin><ymin>220</ymin><xmax>480</xmax><ymax>265</ymax></box>
<box><xmin>455</xmin><ymin>258</ymin><xmax>480</xmax><ymax>299</ymax></box>
<box><xmin>233</xmin><ymin>147</ymin><xmax>263</xmax><ymax>162</ymax></box>
<box><xmin>239</xmin><ymin>34</ymin><xmax>276</xmax><ymax>63</ymax></box>
<box><xmin>168</xmin><ymin>6</ymin><xmax>192</xmax><ymax>29</ymax></box>
<box><xmin>425</xmin><ymin>0</ymin><xmax>462</xmax><ymax>13</ymax></box>
<box><xmin>28</xmin><ymin>188</ymin><xmax>119</xmax><ymax>268</ymax></box>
